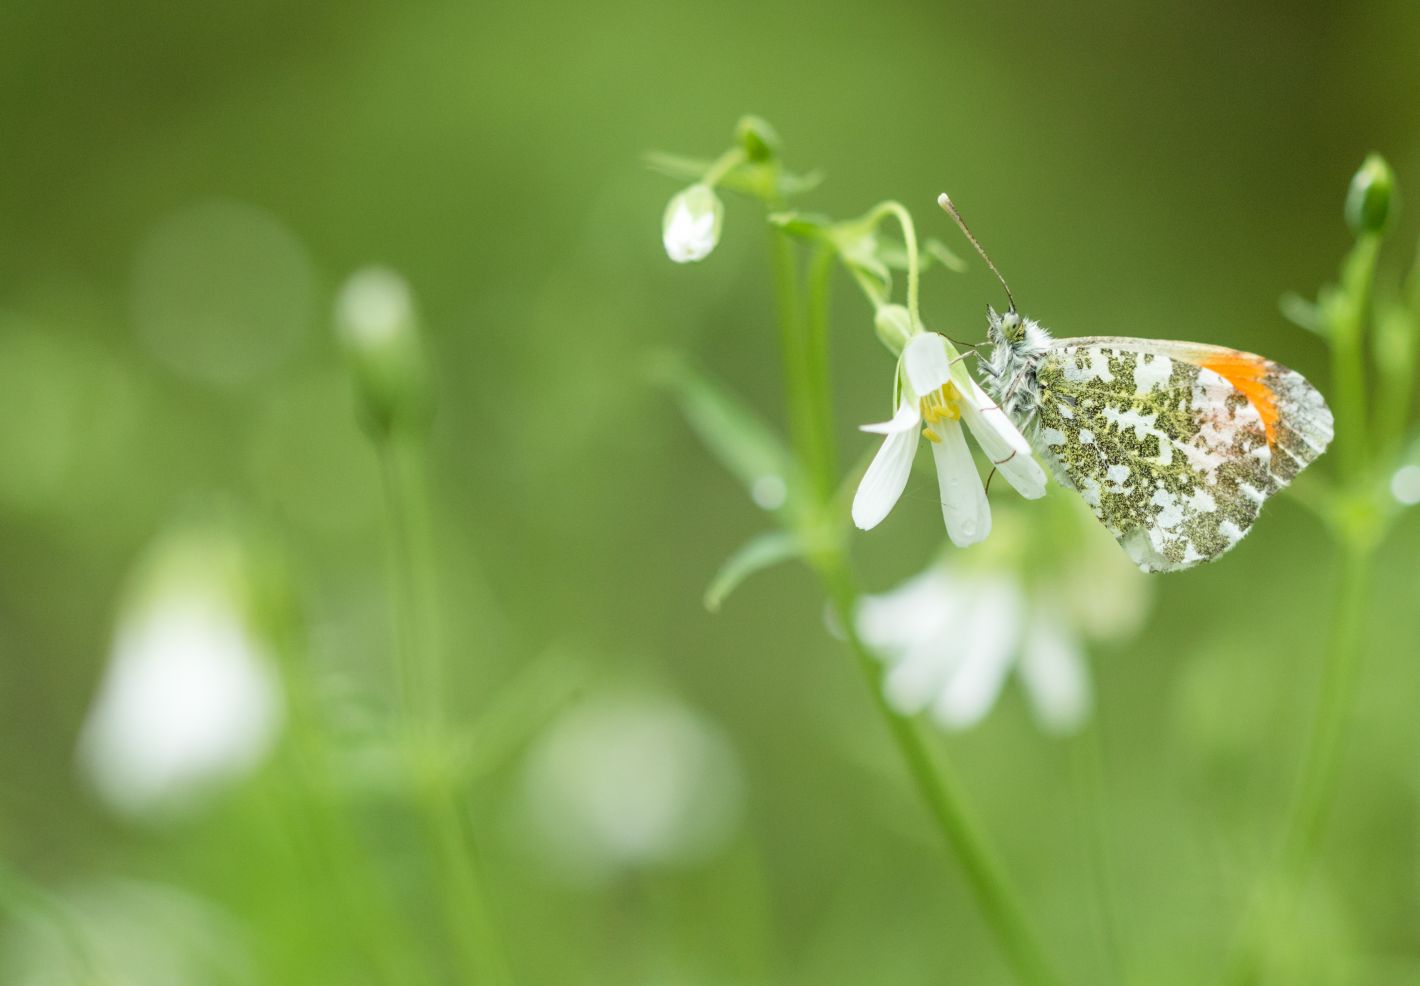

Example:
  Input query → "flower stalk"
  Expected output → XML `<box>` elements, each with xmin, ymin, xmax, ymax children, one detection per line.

<box><xmin>766</xmin><ymin>198</ymin><xmax>1062</xmax><ymax>986</ymax></box>
<box><xmin>338</xmin><ymin>267</ymin><xmax>512</xmax><ymax>985</ymax></box>
<box><xmin>1224</xmin><ymin>155</ymin><xmax>1413</xmax><ymax>985</ymax></box>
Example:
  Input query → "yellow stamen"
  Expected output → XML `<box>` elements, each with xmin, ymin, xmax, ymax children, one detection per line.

<box><xmin>920</xmin><ymin>383</ymin><xmax>962</xmax><ymax>424</ymax></box>
<box><xmin>922</xmin><ymin>427</ymin><xmax>942</xmax><ymax>443</ymax></box>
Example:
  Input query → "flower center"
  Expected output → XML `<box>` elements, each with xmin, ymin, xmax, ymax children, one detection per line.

<box><xmin>919</xmin><ymin>383</ymin><xmax>961</xmax><ymax>442</ymax></box>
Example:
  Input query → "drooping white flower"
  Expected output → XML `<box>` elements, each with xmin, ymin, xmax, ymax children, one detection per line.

<box><xmin>662</xmin><ymin>184</ymin><xmax>723</xmax><ymax>263</ymax></box>
<box><xmin>77</xmin><ymin>528</ymin><xmax>283</xmax><ymax>822</ymax></box>
<box><xmin>516</xmin><ymin>688</ymin><xmax>743</xmax><ymax>885</ymax></box>
<box><xmin>852</xmin><ymin>332</ymin><xmax>1046</xmax><ymax>546</ymax></box>
<box><xmin>856</xmin><ymin>504</ymin><xmax>1151</xmax><ymax>734</ymax></box>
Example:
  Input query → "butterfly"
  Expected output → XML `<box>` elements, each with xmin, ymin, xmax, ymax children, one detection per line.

<box><xmin>940</xmin><ymin>195</ymin><xmax>1334</xmax><ymax>573</ymax></box>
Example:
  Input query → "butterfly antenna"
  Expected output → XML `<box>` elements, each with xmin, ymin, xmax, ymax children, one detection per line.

<box><xmin>937</xmin><ymin>193</ymin><xmax>1017</xmax><ymax>313</ymax></box>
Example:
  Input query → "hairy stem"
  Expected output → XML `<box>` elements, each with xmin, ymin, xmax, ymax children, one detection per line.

<box><xmin>379</xmin><ymin>435</ymin><xmax>511</xmax><ymax>985</ymax></box>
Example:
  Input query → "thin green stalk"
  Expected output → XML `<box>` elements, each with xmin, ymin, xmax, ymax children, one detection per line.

<box><xmin>868</xmin><ymin>201</ymin><xmax>922</xmax><ymax>324</ymax></box>
<box><xmin>1223</xmin><ymin>219</ymin><xmax>1385</xmax><ymax>985</ymax></box>
<box><xmin>1330</xmin><ymin>235</ymin><xmax>1380</xmax><ymax>477</ymax></box>
<box><xmin>820</xmin><ymin>561</ymin><xmax>1064</xmax><ymax>986</ymax></box>
<box><xmin>1071</xmin><ymin>720</ymin><xmax>1126</xmax><ymax>986</ymax></box>
<box><xmin>378</xmin><ymin>434</ymin><xmax>511</xmax><ymax>986</ymax></box>
<box><xmin>767</xmin><ymin>211</ymin><xmax>1062</xmax><ymax>986</ymax></box>
<box><xmin>379</xmin><ymin>438</ymin><xmax>444</xmax><ymax>731</ymax></box>
<box><xmin>803</xmin><ymin>242</ymin><xmax>838</xmax><ymax>499</ymax></box>
<box><xmin>769</xmin><ymin>221</ymin><xmax>815</xmax><ymax>495</ymax></box>
<box><xmin>269</xmin><ymin>611</ymin><xmax>428</xmax><ymax>986</ymax></box>
<box><xmin>1223</xmin><ymin>542</ymin><xmax>1372</xmax><ymax>986</ymax></box>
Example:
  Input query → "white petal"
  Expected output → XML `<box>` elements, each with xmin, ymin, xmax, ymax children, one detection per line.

<box><xmin>857</xmin><ymin>568</ymin><xmax>958</xmax><ymax>653</ymax></box>
<box><xmin>1019</xmin><ymin>609</ymin><xmax>1092</xmax><ymax>734</ymax></box>
<box><xmin>931</xmin><ymin>579</ymin><xmax>1022</xmax><ymax>729</ymax></box>
<box><xmin>902</xmin><ymin>333</ymin><xmax>953</xmax><ymax>399</ymax></box>
<box><xmin>958</xmin><ymin>378</ymin><xmax>1047</xmax><ymax>500</ymax></box>
<box><xmin>884</xmin><ymin>638</ymin><xmax>959</xmax><ymax>715</ymax></box>
<box><xmin>852</xmin><ymin>428</ymin><xmax>918</xmax><ymax>530</ymax></box>
<box><xmin>860</xmin><ymin>399</ymin><xmax>921</xmax><ymax>435</ymax></box>
<box><xmin>927</xmin><ymin>420</ymin><xmax>991</xmax><ymax>546</ymax></box>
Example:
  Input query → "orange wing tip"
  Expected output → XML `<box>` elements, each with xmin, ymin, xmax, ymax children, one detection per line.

<box><xmin>1199</xmin><ymin>352</ymin><xmax>1280</xmax><ymax>445</ymax></box>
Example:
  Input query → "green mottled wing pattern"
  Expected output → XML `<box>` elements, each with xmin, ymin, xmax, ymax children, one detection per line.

<box><xmin>1030</xmin><ymin>340</ymin><xmax>1332</xmax><ymax>572</ymax></box>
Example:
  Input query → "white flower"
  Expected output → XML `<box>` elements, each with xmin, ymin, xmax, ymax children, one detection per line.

<box><xmin>852</xmin><ymin>332</ymin><xmax>1046</xmax><ymax>546</ymax></box>
<box><xmin>858</xmin><ymin>565</ymin><xmax>1089</xmax><ymax>733</ymax></box>
<box><xmin>516</xmin><ymin>688</ymin><xmax>743</xmax><ymax>885</ymax></box>
<box><xmin>856</xmin><ymin>509</ymin><xmax>1151</xmax><ymax>734</ymax></box>
<box><xmin>662</xmin><ymin>184</ymin><xmax>723</xmax><ymax>263</ymax></box>
<box><xmin>77</xmin><ymin>532</ymin><xmax>283</xmax><ymax>822</ymax></box>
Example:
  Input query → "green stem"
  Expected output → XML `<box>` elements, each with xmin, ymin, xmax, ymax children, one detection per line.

<box><xmin>767</xmin><ymin>205</ymin><xmax>1061</xmax><ymax>986</ymax></box>
<box><xmin>1071</xmin><ymin>720</ymin><xmax>1126</xmax><ymax>986</ymax></box>
<box><xmin>869</xmin><ymin>201</ymin><xmax>923</xmax><ymax>325</ymax></box>
<box><xmin>820</xmin><ymin>561</ymin><xmax>1064</xmax><ymax>986</ymax></box>
<box><xmin>769</xmin><ymin>220</ymin><xmax>816</xmax><ymax>500</ymax></box>
<box><xmin>1330</xmin><ymin>234</ymin><xmax>1380</xmax><ymax>477</ymax></box>
<box><xmin>378</xmin><ymin>434</ymin><xmax>511</xmax><ymax>986</ymax></box>
<box><xmin>803</xmin><ymin>242</ymin><xmax>838</xmax><ymax>499</ymax></box>
<box><xmin>1223</xmin><ymin>540</ymin><xmax>1373</xmax><ymax>986</ymax></box>
<box><xmin>269</xmin><ymin>603</ymin><xmax>428</xmax><ymax>986</ymax></box>
<box><xmin>379</xmin><ymin>438</ymin><xmax>443</xmax><ymax>729</ymax></box>
<box><xmin>702</xmin><ymin>146</ymin><xmax>747</xmax><ymax>189</ymax></box>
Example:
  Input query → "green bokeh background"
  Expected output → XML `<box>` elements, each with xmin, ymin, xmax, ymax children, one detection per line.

<box><xmin>2</xmin><ymin>0</ymin><xmax>1420</xmax><ymax>983</ymax></box>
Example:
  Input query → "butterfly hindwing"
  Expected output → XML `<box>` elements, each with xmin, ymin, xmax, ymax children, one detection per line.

<box><xmin>1028</xmin><ymin>339</ymin><xmax>1332</xmax><ymax>572</ymax></box>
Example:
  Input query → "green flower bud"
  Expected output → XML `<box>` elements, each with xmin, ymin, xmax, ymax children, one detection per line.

<box><xmin>334</xmin><ymin>267</ymin><xmax>433</xmax><ymax>439</ymax></box>
<box><xmin>873</xmin><ymin>304</ymin><xmax>915</xmax><ymax>355</ymax></box>
<box><xmin>1345</xmin><ymin>153</ymin><xmax>1396</xmax><ymax>235</ymax></box>
<box><xmin>662</xmin><ymin>184</ymin><xmax>723</xmax><ymax>263</ymax></box>
<box><xmin>735</xmin><ymin>115</ymin><xmax>780</xmax><ymax>162</ymax></box>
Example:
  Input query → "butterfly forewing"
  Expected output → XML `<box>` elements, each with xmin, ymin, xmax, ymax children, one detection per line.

<box><xmin>1029</xmin><ymin>339</ymin><xmax>1332</xmax><ymax>572</ymax></box>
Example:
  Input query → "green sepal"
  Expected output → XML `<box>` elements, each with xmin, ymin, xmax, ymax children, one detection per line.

<box><xmin>645</xmin><ymin>152</ymin><xmax>822</xmax><ymax>200</ymax></box>
<box><xmin>650</xmin><ymin>352</ymin><xmax>805</xmax><ymax>515</ymax></box>
<box><xmin>880</xmin><ymin>236</ymin><xmax>966</xmax><ymax>273</ymax></box>
<box><xmin>704</xmin><ymin>530</ymin><xmax>803</xmax><ymax>612</ymax></box>
<box><xmin>1279</xmin><ymin>291</ymin><xmax>1325</xmax><ymax>335</ymax></box>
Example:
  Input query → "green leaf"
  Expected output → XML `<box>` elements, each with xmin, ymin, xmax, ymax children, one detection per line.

<box><xmin>704</xmin><ymin>530</ymin><xmax>802</xmax><ymax>612</ymax></box>
<box><xmin>650</xmin><ymin>353</ymin><xmax>803</xmax><ymax>513</ymax></box>
<box><xmin>924</xmin><ymin>237</ymin><xmax>968</xmax><ymax>273</ymax></box>
<box><xmin>767</xmin><ymin>210</ymin><xmax>836</xmax><ymax>240</ymax></box>
<box><xmin>456</xmin><ymin>645</ymin><xmax>592</xmax><ymax>779</ymax></box>
<box><xmin>1280</xmin><ymin>291</ymin><xmax>1324</xmax><ymax>335</ymax></box>
<box><xmin>644</xmin><ymin>152</ymin><xmax>822</xmax><ymax>200</ymax></box>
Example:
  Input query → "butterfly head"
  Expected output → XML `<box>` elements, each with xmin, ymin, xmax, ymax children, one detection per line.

<box><xmin>986</xmin><ymin>306</ymin><xmax>1053</xmax><ymax>371</ymax></box>
<box><xmin>987</xmin><ymin>306</ymin><xmax>1025</xmax><ymax>345</ymax></box>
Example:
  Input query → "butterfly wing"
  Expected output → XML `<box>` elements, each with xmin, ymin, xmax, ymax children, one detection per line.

<box><xmin>1030</xmin><ymin>338</ymin><xmax>1332</xmax><ymax>572</ymax></box>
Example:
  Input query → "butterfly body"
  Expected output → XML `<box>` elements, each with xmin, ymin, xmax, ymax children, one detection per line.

<box><xmin>982</xmin><ymin>308</ymin><xmax>1334</xmax><ymax>572</ymax></box>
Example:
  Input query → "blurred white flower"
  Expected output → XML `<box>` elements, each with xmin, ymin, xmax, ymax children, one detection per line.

<box><xmin>856</xmin><ymin>504</ymin><xmax>1150</xmax><ymax>734</ymax></box>
<box><xmin>516</xmin><ymin>688</ymin><xmax>743</xmax><ymax>885</ymax></box>
<box><xmin>662</xmin><ymin>184</ymin><xmax>723</xmax><ymax>263</ymax></box>
<box><xmin>77</xmin><ymin>526</ymin><xmax>283</xmax><ymax>822</ymax></box>
<box><xmin>852</xmin><ymin>332</ymin><xmax>1046</xmax><ymax>546</ymax></box>
<box><xmin>0</xmin><ymin>880</ymin><xmax>254</xmax><ymax>986</ymax></box>
<box><xmin>1391</xmin><ymin>462</ymin><xmax>1420</xmax><ymax>506</ymax></box>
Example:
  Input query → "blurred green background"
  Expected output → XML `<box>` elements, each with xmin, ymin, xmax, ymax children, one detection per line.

<box><xmin>3</xmin><ymin>0</ymin><xmax>1420</xmax><ymax>983</ymax></box>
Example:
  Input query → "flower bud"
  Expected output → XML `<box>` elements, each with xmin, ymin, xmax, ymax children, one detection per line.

<box><xmin>1345</xmin><ymin>153</ymin><xmax>1396</xmax><ymax>235</ymax></box>
<box><xmin>334</xmin><ymin>267</ymin><xmax>433</xmax><ymax>439</ymax></box>
<box><xmin>662</xmin><ymin>184</ymin><xmax>723</xmax><ymax>263</ymax></box>
<box><xmin>873</xmin><ymin>304</ymin><xmax>915</xmax><ymax>355</ymax></box>
<box><xmin>77</xmin><ymin>520</ymin><xmax>285</xmax><ymax>822</ymax></box>
<box><xmin>735</xmin><ymin>115</ymin><xmax>780</xmax><ymax>162</ymax></box>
